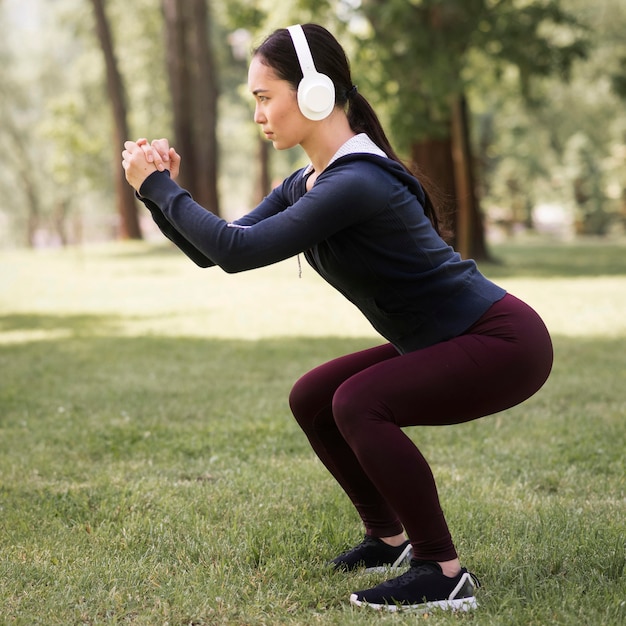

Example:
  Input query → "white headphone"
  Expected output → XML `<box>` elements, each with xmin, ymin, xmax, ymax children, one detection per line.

<box><xmin>287</xmin><ymin>24</ymin><xmax>336</xmax><ymax>121</ymax></box>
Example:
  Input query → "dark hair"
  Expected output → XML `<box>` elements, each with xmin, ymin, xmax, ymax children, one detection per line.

<box><xmin>253</xmin><ymin>23</ymin><xmax>445</xmax><ymax>237</ymax></box>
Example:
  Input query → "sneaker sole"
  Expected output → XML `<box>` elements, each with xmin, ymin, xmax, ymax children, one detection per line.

<box><xmin>363</xmin><ymin>565</ymin><xmax>408</xmax><ymax>573</ymax></box>
<box><xmin>349</xmin><ymin>594</ymin><xmax>478</xmax><ymax>613</ymax></box>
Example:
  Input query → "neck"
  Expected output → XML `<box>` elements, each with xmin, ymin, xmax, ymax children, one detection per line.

<box><xmin>301</xmin><ymin>110</ymin><xmax>355</xmax><ymax>173</ymax></box>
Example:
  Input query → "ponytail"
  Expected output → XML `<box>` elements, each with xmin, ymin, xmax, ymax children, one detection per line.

<box><xmin>347</xmin><ymin>91</ymin><xmax>448</xmax><ymax>239</ymax></box>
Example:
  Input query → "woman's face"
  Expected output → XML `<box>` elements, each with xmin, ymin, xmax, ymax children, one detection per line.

<box><xmin>248</xmin><ymin>56</ymin><xmax>311</xmax><ymax>150</ymax></box>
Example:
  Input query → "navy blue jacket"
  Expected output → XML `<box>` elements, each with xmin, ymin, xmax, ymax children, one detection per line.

<box><xmin>139</xmin><ymin>153</ymin><xmax>505</xmax><ymax>353</ymax></box>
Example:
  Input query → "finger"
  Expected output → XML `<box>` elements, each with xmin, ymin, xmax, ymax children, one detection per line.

<box><xmin>151</xmin><ymin>139</ymin><xmax>171</xmax><ymax>162</ymax></box>
<box><xmin>139</xmin><ymin>143</ymin><xmax>155</xmax><ymax>163</ymax></box>
<box><xmin>167</xmin><ymin>148</ymin><xmax>181</xmax><ymax>178</ymax></box>
<box><xmin>147</xmin><ymin>146</ymin><xmax>166</xmax><ymax>171</ymax></box>
<box><xmin>149</xmin><ymin>139</ymin><xmax>172</xmax><ymax>172</ymax></box>
<box><xmin>169</xmin><ymin>148</ymin><xmax>181</xmax><ymax>166</ymax></box>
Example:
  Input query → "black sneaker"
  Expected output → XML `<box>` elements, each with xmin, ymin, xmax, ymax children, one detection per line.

<box><xmin>350</xmin><ymin>559</ymin><xmax>480</xmax><ymax>612</ymax></box>
<box><xmin>330</xmin><ymin>535</ymin><xmax>413</xmax><ymax>573</ymax></box>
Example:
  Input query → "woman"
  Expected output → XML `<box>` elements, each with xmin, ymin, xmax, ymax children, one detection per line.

<box><xmin>122</xmin><ymin>23</ymin><xmax>553</xmax><ymax>612</ymax></box>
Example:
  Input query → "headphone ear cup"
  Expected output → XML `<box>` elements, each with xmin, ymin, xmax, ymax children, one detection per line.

<box><xmin>297</xmin><ymin>72</ymin><xmax>335</xmax><ymax>121</ymax></box>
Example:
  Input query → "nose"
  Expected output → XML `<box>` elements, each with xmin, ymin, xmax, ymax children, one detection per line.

<box><xmin>253</xmin><ymin>103</ymin><xmax>266</xmax><ymax>125</ymax></box>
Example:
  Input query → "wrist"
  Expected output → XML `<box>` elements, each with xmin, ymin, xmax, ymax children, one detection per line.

<box><xmin>138</xmin><ymin>169</ymin><xmax>172</xmax><ymax>199</ymax></box>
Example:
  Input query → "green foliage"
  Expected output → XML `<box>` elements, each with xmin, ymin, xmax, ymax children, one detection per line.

<box><xmin>612</xmin><ymin>55</ymin><xmax>626</xmax><ymax>99</ymax></box>
<box><xmin>474</xmin><ymin>0</ymin><xmax>626</xmax><ymax>235</ymax></box>
<box><xmin>471</xmin><ymin>0</ymin><xmax>589</xmax><ymax>98</ymax></box>
<box><xmin>106</xmin><ymin>0</ymin><xmax>172</xmax><ymax>138</ymax></box>
<box><xmin>347</xmin><ymin>0</ymin><xmax>589</xmax><ymax>147</ymax></box>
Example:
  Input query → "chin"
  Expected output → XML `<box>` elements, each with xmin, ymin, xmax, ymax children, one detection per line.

<box><xmin>272</xmin><ymin>139</ymin><xmax>298</xmax><ymax>151</ymax></box>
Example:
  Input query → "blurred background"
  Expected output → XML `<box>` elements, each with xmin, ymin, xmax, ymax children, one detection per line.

<box><xmin>0</xmin><ymin>0</ymin><xmax>624</xmax><ymax>260</ymax></box>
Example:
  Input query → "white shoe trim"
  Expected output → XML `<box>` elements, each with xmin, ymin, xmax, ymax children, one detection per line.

<box><xmin>449</xmin><ymin>572</ymin><xmax>473</xmax><ymax>601</ymax></box>
<box><xmin>363</xmin><ymin>543</ymin><xmax>413</xmax><ymax>573</ymax></box>
<box><xmin>392</xmin><ymin>543</ymin><xmax>413</xmax><ymax>568</ymax></box>
<box><xmin>350</xmin><ymin>593</ymin><xmax>478</xmax><ymax>613</ymax></box>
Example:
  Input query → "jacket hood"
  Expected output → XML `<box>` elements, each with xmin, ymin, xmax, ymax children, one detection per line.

<box><xmin>325</xmin><ymin>153</ymin><xmax>427</xmax><ymax>206</ymax></box>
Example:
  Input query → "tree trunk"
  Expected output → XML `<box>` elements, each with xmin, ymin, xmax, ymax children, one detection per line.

<box><xmin>23</xmin><ymin>174</ymin><xmax>40</xmax><ymax>248</ymax></box>
<box><xmin>163</xmin><ymin>0</ymin><xmax>220</xmax><ymax>215</ymax></box>
<box><xmin>450</xmin><ymin>95</ymin><xmax>489</xmax><ymax>261</ymax></box>
<box><xmin>190</xmin><ymin>0</ymin><xmax>219</xmax><ymax>213</ymax></box>
<box><xmin>90</xmin><ymin>0</ymin><xmax>142</xmax><ymax>240</ymax></box>
<box><xmin>253</xmin><ymin>137</ymin><xmax>271</xmax><ymax>205</ymax></box>
<box><xmin>163</xmin><ymin>0</ymin><xmax>195</xmax><ymax>190</ymax></box>
<box><xmin>6</xmin><ymin>122</ymin><xmax>40</xmax><ymax>247</ymax></box>
<box><xmin>411</xmin><ymin>133</ymin><xmax>457</xmax><ymax>237</ymax></box>
<box><xmin>411</xmin><ymin>103</ymin><xmax>489</xmax><ymax>262</ymax></box>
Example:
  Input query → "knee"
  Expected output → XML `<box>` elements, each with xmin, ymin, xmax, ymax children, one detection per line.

<box><xmin>288</xmin><ymin>375</ymin><xmax>308</xmax><ymax>424</ymax></box>
<box><xmin>289</xmin><ymin>371</ymin><xmax>325</xmax><ymax>430</ymax></box>
<box><xmin>332</xmin><ymin>381</ymin><xmax>371</xmax><ymax>440</ymax></box>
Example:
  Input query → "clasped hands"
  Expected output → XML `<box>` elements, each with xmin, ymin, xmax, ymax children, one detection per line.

<box><xmin>121</xmin><ymin>138</ymin><xmax>181</xmax><ymax>192</ymax></box>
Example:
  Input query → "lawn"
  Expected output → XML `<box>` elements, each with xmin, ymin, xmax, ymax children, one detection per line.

<box><xmin>0</xmin><ymin>238</ymin><xmax>624</xmax><ymax>625</ymax></box>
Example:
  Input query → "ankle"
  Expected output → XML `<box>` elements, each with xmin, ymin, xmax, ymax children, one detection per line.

<box><xmin>378</xmin><ymin>533</ymin><xmax>407</xmax><ymax>548</ymax></box>
<box><xmin>438</xmin><ymin>558</ymin><xmax>462</xmax><ymax>578</ymax></box>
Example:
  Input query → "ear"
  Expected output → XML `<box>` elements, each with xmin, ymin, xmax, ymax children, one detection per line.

<box><xmin>288</xmin><ymin>25</ymin><xmax>335</xmax><ymax>121</ymax></box>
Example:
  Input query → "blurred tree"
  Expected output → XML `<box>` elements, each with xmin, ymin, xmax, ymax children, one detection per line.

<box><xmin>347</xmin><ymin>0</ymin><xmax>588</xmax><ymax>258</ymax></box>
<box><xmin>221</xmin><ymin>6</ymin><xmax>270</xmax><ymax>204</ymax></box>
<box><xmin>476</xmin><ymin>0</ymin><xmax>625</xmax><ymax>236</ymax></box>
<box><xmin>90</xmin><ymin>0</ymin><xmax>142</xmax><ymax>239</ymax></box>
<box><xmin>162</xmin><ymin>0</ymin><xmax>220</xmax><ymax>215</ymax></box>
<box><xmin>0</xmin><ymin>69</ymin><xmax>40</xmax><ymax>246</ymax></box>
<box><xmin>0</xmin><ymin>0</ymin><xmax>42</xmax><ymax>246</ymax></box>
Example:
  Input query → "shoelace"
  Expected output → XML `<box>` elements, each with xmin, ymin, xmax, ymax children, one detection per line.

<box><xmin>390</xmin><ymin>561</ymin><xmax>481</xmax><ymax>589</ymax></box>
<box><xmin>390</xmin><ymin>561</ymin><xmax>440</xmax><ymax>585</ymax></box>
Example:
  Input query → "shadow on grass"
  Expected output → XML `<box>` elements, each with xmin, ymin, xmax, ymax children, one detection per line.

<box><xmin>1</xmin><ymin>328</ymin><xmax>624</xmax><ymax>439</ymax></box>
<box><xmin>0</xmin><ymin>313</ymin><xmax>123</xmax><ymax>336</ymax></box>
<box><xmin>1</xmin><ymin>325</ymin><xmax>623</xmax><ymax>625</ymax></box>
<box><xmin>479</xmin><ymin>240</ymin><xmax>626</xmax><ymax>278</ymax></box>
<box><xmin>0</xmin><ymin>331</ymin><xmax>372</xmax><ymax>472</ymax></box>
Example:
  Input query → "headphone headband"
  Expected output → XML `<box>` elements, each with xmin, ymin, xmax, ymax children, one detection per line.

<box><xmin>287</xmin><ymin>25</ymin><xmax>317</xmax><ymax>76</ymax></box>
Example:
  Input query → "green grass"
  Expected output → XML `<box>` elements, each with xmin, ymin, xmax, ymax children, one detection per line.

<box><xmin>0</xmin><ymin>238</ymin><xmax>625</xmax><ymax>625</ymax></box>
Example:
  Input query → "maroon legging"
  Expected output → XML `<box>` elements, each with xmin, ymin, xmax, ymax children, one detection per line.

<box><xmin>288</xmin><ymin>294</ymin><xmax>553</xmax><ymax>562</ymax></box>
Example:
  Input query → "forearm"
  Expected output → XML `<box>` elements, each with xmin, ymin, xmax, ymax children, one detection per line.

<box><xmin>139</xmin><ymin>172</ymin><xmax>301</xmax><ymax>273</ymax></box>
<box><xmin>140</xmin><ymin>194</ymin><xmax>216</xmax><ymax>268</ymax></box>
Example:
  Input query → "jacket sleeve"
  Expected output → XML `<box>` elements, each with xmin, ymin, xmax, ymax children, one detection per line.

<box><xmin>138</xmin><ymin>172</ymin><xmax>296</xmax><ymax>268</ymax></box>
<box><xmin>138</xmin><ymin>163</ymin><xmax>387</xmax><ymax>273</ymax></box>
<box><xmin>139</xmin><ymin>193</ymin><xmax>216</xmax><ymax>268</ymax></box>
